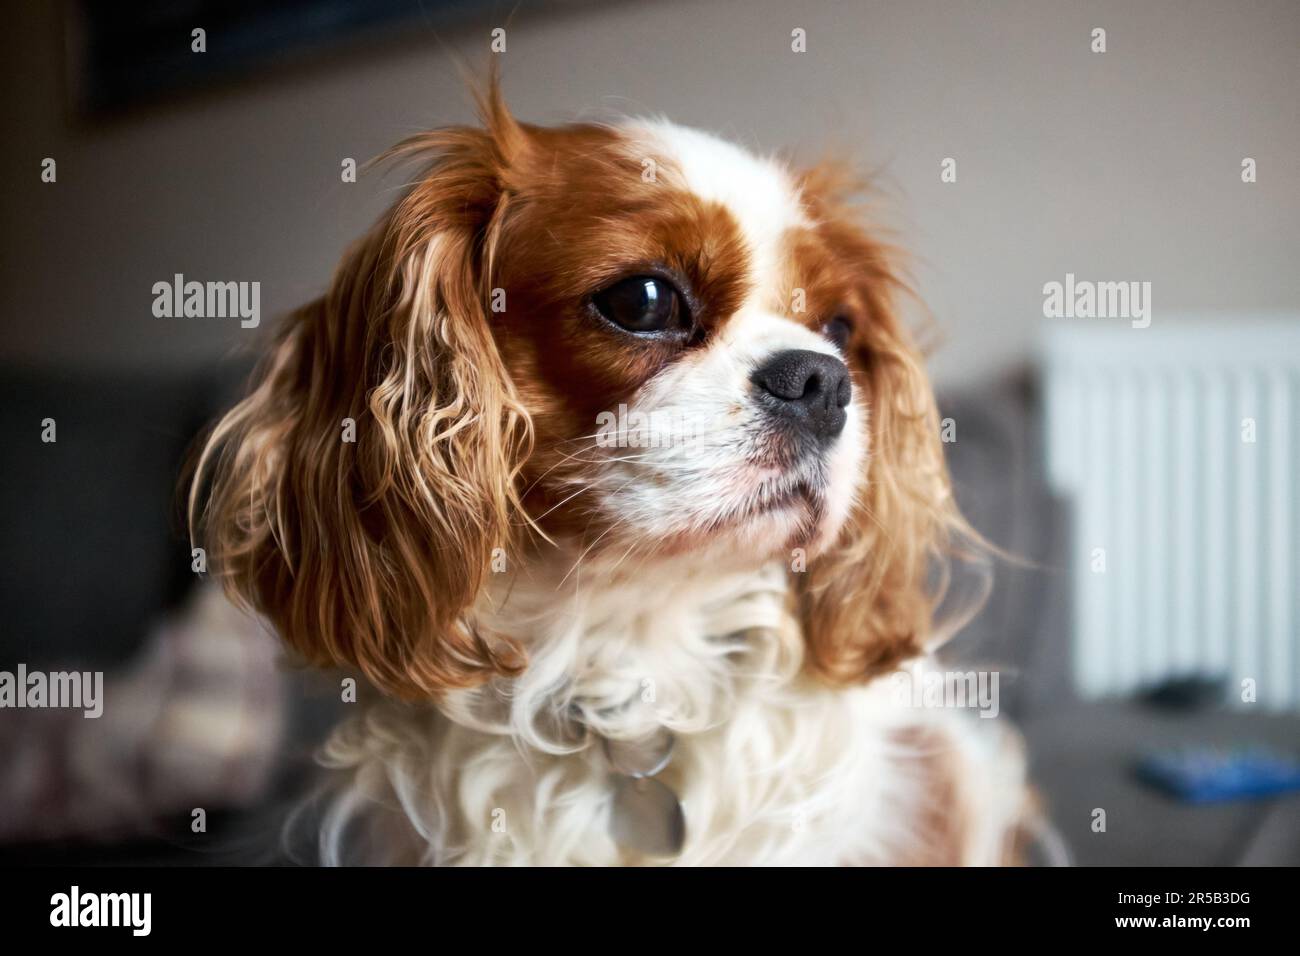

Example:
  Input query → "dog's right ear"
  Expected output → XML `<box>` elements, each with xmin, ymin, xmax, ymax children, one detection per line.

<box><xmin>791</xmin><ymin>160</ymin><xmax>988</xmax><ymax>687</ymax></box>
<box><xmin>189</xmin><ymin>86</ymin><xmax>536</xmax><ymax>699</ymax></box>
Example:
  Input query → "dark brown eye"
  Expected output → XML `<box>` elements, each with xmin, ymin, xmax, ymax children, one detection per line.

<box><xmin>593</xmin><ymin>276</ymin><xmax>686</xmax><ymax>334</ymax></box>
<box><xmin>823</xmin><ymin>315</ymin><xmax>853</xmax><ymax>350</ymax></box>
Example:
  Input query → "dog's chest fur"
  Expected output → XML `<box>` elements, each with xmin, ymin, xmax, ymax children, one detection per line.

<box><xmin>313</xmin><ymin>551</ymin><xmax>1024</xmax><ymax>865</ymax></box>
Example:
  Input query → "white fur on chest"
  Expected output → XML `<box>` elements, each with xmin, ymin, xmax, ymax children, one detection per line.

<box><xmin>313</xmin><ymin>551</ymin><xmax>1018</xmax><ymax>865</ymax></box>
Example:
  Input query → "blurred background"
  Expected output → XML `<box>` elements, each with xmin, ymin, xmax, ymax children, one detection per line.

<box><xmin>0</xmin><ymin>0</ymin><xmax>1296</xmax><ymax>865</ymax></box>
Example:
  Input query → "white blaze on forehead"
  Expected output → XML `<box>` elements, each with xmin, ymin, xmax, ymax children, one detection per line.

<box><xmin>574</xmin><ymin>121</ymin><xmax>862</xmax><ymax>554</ymax></box>
<box><xmin>626</xmin><ymin>120</ymin><xmax>809</xmax><ymax>306</ymax></box>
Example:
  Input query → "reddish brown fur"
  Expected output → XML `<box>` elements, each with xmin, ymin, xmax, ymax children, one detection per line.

<box><xmin>190</xmin><ymin>82</ymin><xmax>975</xmax><ymax>699</ymax></box>
<box><xmin>777</xmin><ymin>163</ymin><xmax>973</xmax><ymax>684</ymax></box>
<box><xmin>486</xmin><ymin>122</ymin><xmax>752</xmax><ymax>540</ymax></box>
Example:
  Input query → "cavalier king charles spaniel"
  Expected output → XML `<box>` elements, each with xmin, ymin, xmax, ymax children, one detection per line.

<box><xmin>191</xmin><ymin>80</ymin><xmax>1038</xmax><ymax>865</ymax></box>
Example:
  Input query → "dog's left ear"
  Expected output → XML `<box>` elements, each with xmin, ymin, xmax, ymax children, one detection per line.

<box><xmin>792</xmin><ymin>166</ymin><xmax>978</xmax><ymax>685</ymax></box>
<box><xmin>191</xmin><ymin>82</ymin><xmax>537</xmax><ymax>699</ymax></box>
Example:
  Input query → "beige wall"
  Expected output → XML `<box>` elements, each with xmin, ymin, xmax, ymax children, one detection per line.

<box><xmin>2</xmin><ymin>0</ymin><xmax>1297</xmax><ymax>385</ymax></box>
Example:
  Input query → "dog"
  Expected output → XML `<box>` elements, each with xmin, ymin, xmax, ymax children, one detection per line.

<box><xmin>190</xmin><ymin>81</ymin><xmax>1037</xmax><ymax>865</ymax></box>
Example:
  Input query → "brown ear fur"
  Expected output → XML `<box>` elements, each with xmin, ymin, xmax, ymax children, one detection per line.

<box><xmin>794</xmin><ymin>163</ymin><xmax>980</xmax><ymax>684</ymax></box>
<box><xmin>190</xmin><ymin>84</ymin><xmax>533</xmax><ymax>699</ymax></box>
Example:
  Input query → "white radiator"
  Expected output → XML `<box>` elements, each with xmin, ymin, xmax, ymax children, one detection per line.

<box><xmin>1043</xmin><ymin>317</ymin><xmax>1300</xmax><ymax>710</ymax></box>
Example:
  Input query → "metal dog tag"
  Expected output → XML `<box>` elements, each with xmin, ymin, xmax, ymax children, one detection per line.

<box><xmin>610</xmin><ymin>776</ymin><xmax>686</xmax><ymax>858</ymax></box>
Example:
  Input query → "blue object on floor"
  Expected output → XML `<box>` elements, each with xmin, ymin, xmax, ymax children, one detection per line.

<box><xmin>1136</xmin><ymin>746</ymin><xmax>1300</xmax><ymax>802</ymax></box>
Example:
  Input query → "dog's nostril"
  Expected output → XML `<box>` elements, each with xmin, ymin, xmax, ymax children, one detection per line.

<box><xmin>750</xmin><ymin>349</ymin><xmax>851</xmax><ymax>443</ymax></box>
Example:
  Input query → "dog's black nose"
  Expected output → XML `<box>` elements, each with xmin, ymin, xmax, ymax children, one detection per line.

<box><xmin>750</xmin><ymin>349</ymin><xmax>851</xmax><ymax>443</ymax></box>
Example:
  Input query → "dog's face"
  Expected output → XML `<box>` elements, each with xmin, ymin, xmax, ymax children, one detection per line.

<box><xmin>194</xmin><ymin>88</ymin><xmax>962</xmax><ymax>698</ymax></box>
<box><xmin>491</xmin><ymin>120</ymin><xmax>869</xmax><ymax>559</ymax></box>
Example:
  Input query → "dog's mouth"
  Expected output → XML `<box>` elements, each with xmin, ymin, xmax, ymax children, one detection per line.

<box><xmin>745</xmin><ymin>477</ymin><xmax>819</xmax><ymax>516</ymax></box>
<box><xmin>576</xmin><ymin>409</ymin><xmax>859</xmax><ymax>559</ymax></box>
<box><xmin>716</xmin><ymin>474</ymin><xmax>830</xmax><ymax>548</ymax></box>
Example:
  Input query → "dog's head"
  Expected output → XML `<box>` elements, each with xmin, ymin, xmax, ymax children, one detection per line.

<box><xmin>192</xmin><ymin>83</ymin><xmax>968</xmax><ymax>698</ymax></box>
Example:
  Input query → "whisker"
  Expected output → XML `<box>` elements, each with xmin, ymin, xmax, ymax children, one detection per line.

<box><xmin>531</xmin><ymin>479</ymin><xmax>599</xmax><ymax>524</ymax></box>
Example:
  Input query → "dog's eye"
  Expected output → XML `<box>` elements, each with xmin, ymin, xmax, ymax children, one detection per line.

<box><xmin>593</xmin><ymin>276</ymin><xmax>685</xmax><ymax>334</ymax></box>
<box><xmin>822</xmin><ymin>315</ymin><xmax>853</xmax><ymax>350</ymax></box>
